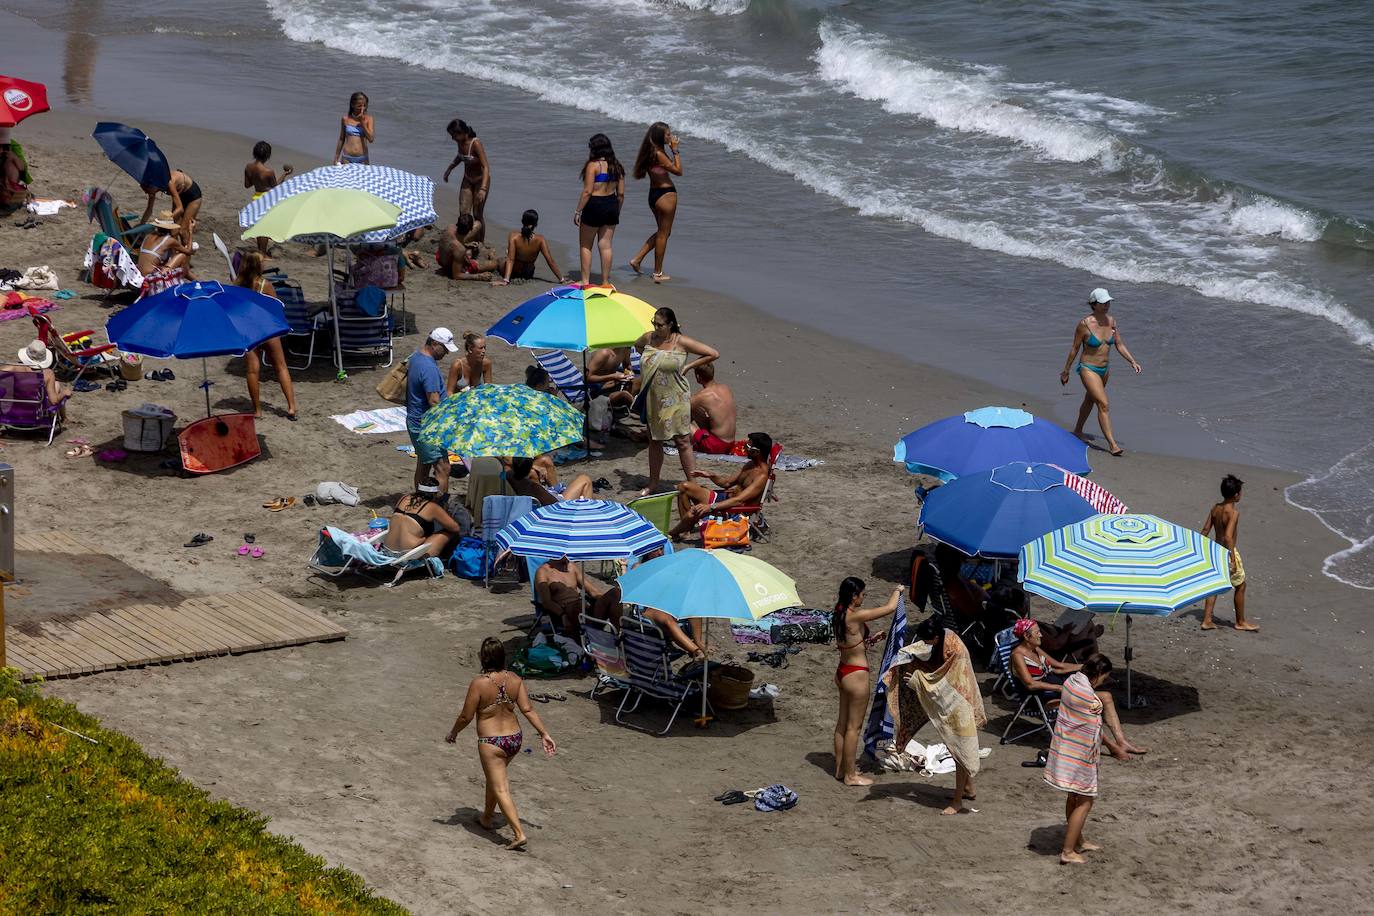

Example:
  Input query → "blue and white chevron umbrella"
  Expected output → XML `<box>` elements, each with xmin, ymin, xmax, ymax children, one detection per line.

<box><xmin>495</xmin><ymin>498</ymin><xmax>668</xmax><ymax>561</ymax></box>
<box><xmin>237</xmin><ymin>164</ymin><xmax>436</xmax><ymax>243</ymax></box>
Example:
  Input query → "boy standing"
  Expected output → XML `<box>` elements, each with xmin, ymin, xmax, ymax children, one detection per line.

<box><xmin>1200</xmin><ymin>474</ymin><xmax>1258</xmax><ymax>631</ymax></box>
<box><xmin>244</xmin><ymin>141</ymin><xmax>293</xmax><ymax>257</ymax></box>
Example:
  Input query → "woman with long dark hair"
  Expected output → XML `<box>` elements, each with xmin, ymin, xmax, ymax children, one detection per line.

<box><xmin>493</xmin><ymin>209</ymin><xmax>565</xmax><ymax>286</ymax></box>
<box><xmin>629</xmin><ymin>122</ymin><xmax>683</xmax><ymax>283</ymax></box>
<box><xmin>444</xmin><ymin>119</ymin><xmax>490</xmax><ymax>226</ymax></box>
<box><xmin>633</xmin><ymin>306</ymin><xmax>718</xmax><ymax>495</ymax></box>
<box><xmin>445</xmin><ymin>637</ymin><xmax>556</xmax><ymax>851</ymax></box>
<box><xmin>573</xmin><ymin>133</ymin><xmax>624</xmax><ymax>286</ymax></box>
<box><xmin>333</xmin><ymin>92</ymin><xmax>374</xmax><ymax>165</ymax></box>
<box><xmin>831</xmin><ymin>577</ymin><xmax>905</xmax><ymax>786</ymax></box>
<box><xmin>233</xmin><ymin>252</ymin><xmax>299</xmax><ymax>420</ymax></box>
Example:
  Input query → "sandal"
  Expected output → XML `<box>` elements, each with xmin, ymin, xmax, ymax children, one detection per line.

<box><xmin>250</xmin><ymin>547</ymin><xmax>265</xmax><ymax>559</ymax></box>
<box><xmin>718</xmin><ymin>790</ymin><xmax>749</xmax><ymax>805</ymax></box>
<box><xmin>64</xmin><ymin>444</ymin><xmax>93</xmax><ymax>459</ymax></box>
<box><xmin>184</xmin><ymin>533</ymin><xmax>213</xmax><ymax>548</ymax></box>
<box><xmin>244</xmin><ymin>533</ymin><xmax>256</xmax><ymax>544</ymax></box>
<box><xmin>238</xmin><ymin>544</ymin><xmax>251</xmax><ymax>556</ymax></box>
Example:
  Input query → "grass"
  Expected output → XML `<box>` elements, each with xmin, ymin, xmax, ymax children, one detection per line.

<box><xmin>0</xmin><ymin>668</ymin><xmax>406</xmax><ymax>914</ymax></box>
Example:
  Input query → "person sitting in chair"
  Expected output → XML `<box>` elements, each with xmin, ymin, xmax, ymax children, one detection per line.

<box><xmin>534</xmin><ymin>556</ymin><xmax>621</xmax><ymax>635</ymax></box>
<box><xmin>13</xmin><ymin>340</ymin><xmax>70</xmax><ymax>407</ymax></box>
<box><xmin>669</xmin><ymin>431</ymin><xmax>771</xmax><ymax>540</ymax></box>
<box><xmin>506</xmin><ymin>456</ymin><xmax>594</xmax><ymax>507</ymax></box>
<box><xmin>136</xmin><ymin>219</ymin><xmax>192</xmax><ymax>276</ymax></box>
<box><xmin>585</xmin><ymin>346</ymin><xmax>636</xmax><ymax>408</ymax></box>
<box><xmin>383</xmin><ymin>481</ymin><xmax>465</xmax><ymax>566</ymax></box>
<box><xmin>583</xmin><ymin>548</ymin><xmax>706</xmax><ymax>660</ymax></box>
<box><xmin>1010</xmin><ymin>617</ymin><xmax>1147</xmax><ymax>761</ymax></box>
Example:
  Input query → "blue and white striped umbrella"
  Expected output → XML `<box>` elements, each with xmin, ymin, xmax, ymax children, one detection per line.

<box><xmin>495</xmin><ymin>498</ymin><xmax>668</xmax><ymax>561</ymax></box>
<box><xmin>237</xmin><ymin>164</ymin><xmax>436</xmax><ymax>243</ymax></box>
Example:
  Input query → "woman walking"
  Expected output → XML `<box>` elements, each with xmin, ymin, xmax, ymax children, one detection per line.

<box><xmin>1059</xmin><ymin>288</ymin><xmax>1142</xmax><ymax>457</ymax></box>
<box><xmin>629</xmin><ymin>122</ymin><xmax>682</xmax><ymax>283</ymax></box>
<box><xmin>445</xmin><ymin>637</ymin><xmax>556</xmax><ymax>851</ymax></box>
<box><xmin>831</xmin><ymin>578</ymin><xmax>905</xmax><ymax>786</ymax></box>
<box><xmin>573</xmin><ymin>133</ymin><xmax>624</xmax><ymax>286</ymax></box>
<box><xmin>1045</xmin><ymin>653</ymin><xmax>1114</xmax><ymax>864</ymax></box>
<box><xmin>234</xmin><ymin>252</ymin><xmax>299</xmax><ymax>420</ymax></box>
<box><xmin>443</xmin><ymin>119</ymin><xmax>489</xmax><ymax>226</ymax></box>
<box><xmin>633</xmin><ymin>307</ymin><xmax>718</xmax><ymax>494</ymax></box>
<box><xmin>333</xmin><ymin>92</ymin><xmax>374</xmax><ymax>165</ymax></box>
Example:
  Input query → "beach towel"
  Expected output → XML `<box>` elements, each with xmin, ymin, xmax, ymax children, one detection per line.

<box><xmin>316</xmin><ymin>526</ymin><xmax>420</xmax><ymax>570</ymax></box>
<box><xmin>1057</xmin><ymin>467</ymin><xmax>1128</xmax><ymax>514</ymax></box>
<box><xmin>1044</xmin><ymin>671</ymin><xmax>1102</xmax><ymax>797</ymax></box>
<box><xmin>0</xmin><ymin>294</ymin><xmax>55</xmax><ymax>321</ymax></box>
<box><xmin>889</xmin><ymin>630</ymin><xmax>987</xmax><ymax>776</ymax></box>
<box><xmin>84</xmin><ymin>236</ymin><xmax>142</xmax><ymax>290</ymax></box>
<box><xmin>331</xmin><ymin>405</ymin><xmax>408</xmax><ymax>434</ymax></box>
<box><xmin>662</xmin><ymin>445</ymin><xmax>823</xmax><ymax>471</ymax></box>
<box><xmin>863</xmin><ymin>594</ymin><xmax>908</xmax><ymax>759</ymax></box>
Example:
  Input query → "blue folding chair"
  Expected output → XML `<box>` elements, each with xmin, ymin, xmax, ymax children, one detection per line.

<box><xmin>482</xmin><ymin>495</ymin><xmax>538</xmax><ymax>588</ymax></box>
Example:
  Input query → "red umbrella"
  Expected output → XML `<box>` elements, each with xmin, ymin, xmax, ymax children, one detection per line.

<box><xmin>0</xmin><ymin>76</ymin><xmax>50</xmax><ymax>127</ymax></box>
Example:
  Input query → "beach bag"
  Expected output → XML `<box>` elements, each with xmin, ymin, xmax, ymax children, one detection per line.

<box><xmin>701</xmin><ymin>515</ymin><xmax>750</xmax><ymax>550</ymax></box>
<box><xmin>587</xmin><ymin>395</ymin><xmax>612</xmax><ymax>434</ymax></box>
<box><xmin>510</xmin><ymin>644</ymin><xmax>573</xmax><ymax>678</ymax></box>
<box><xmin>376</xmin><ymin>357</ymin><xmax>409</xmax><ymax>404</ymax></box>
<box><xmin>449</xmin><ymin>536</ymin><xmax>493</xmax><ymax>579</ymax></box>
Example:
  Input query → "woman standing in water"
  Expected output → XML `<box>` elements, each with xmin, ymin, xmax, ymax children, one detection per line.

<box><xmin>629</xmin><ymin>122</ymin><xmax>682</xmax><ymax>283</ymax></box>
<box><xmin>831</xmin><ymin>578</ymin><xmax>905</xmax><ymax>787</ymax></box>
<box><xmin>633</xmin><ymin>306</ymin><xmax>718</xmax><ymax>495</ymax></box>
<box><xmin>333</xmin><ymin>92</ymin><xmax>374</xmax><ymax>165</ymax></box>
<box><xmin>1060</xmin><ymin>288</ymin><xmax>1142</xmax><ymax>457</ymax></box>
<box><xmin>573</xmin><ymin>133</ymin><xmax>624</xmax><ymax>286</ymax></box>
<box><xmin>445</xmin><ymin>637</ymin><xmax>556</xmax><ymax>852</ymax></box>
<box><xmin>443</xmin><ymin>119</ymin><xmax>490</xmax><ymax>227</ymax></box>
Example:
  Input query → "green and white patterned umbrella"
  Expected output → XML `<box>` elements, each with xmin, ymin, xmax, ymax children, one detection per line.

<box><xmin>417</xmin><ymin>384</ymin><xmax>583</xmax><ymax>458</ymax></box>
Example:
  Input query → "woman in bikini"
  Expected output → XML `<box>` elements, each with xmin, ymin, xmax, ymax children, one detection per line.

<box><xmin>233</xmin><ymin>252</ymin><xmax>299</xmax><ymax>420</ymax></box>
<box><xmin>140</xmin><ymin>168</ymin><xmax>203</xmax><ymax>250</ymax></box>
<box><xmin>573</xmin><ymin>133</ymin><xmax>624</xmax><ymax>286</ymax></box>
<box><xmin>492</xmin><ymin>209</ymin><xmax>566</xmax><ymax>286</ymax></box>
<box><xmin>443</xmin><ymin>119</ymin><xmax>489</xmax><ymax>225</ymax></box>
<box><xmin>831</xmin><ymin>577</ymin><xmax>905</xmax><ymax>786</ymax></box>
<box><xmin>629</xmin><ymin>122</ymin><xmax>683</xmax><ymax>283</ymax></box>
<box><xmin>1060</xmin><ymin>287</ymin><xmax>1142</xmax><ymax>457</ymax></box>
<box><xmin>136</xmin><ymin>219</ymin><xmax>192</xmax><ymax>276</ymax></box>
<box><xmin>333</xmin><ymin>92</ymin><xmax>374</xmax><ymax>165</ymax></box>
<box><xmin>445</xmin><ymin>637</ymin><xmax>556</xmax><ymax>851</ymax></box>
<box><xmin>383</xmin><ymin>480</ymin><xmax>464</xmax><ymax>564</ymax></box>
<box><xmin>1010</xmin><ymin>618</ymin><xmax>1147</xmax><ymax>760</ymax></box>
<box><xmin>446</xmin><ymin>332</ymin><xmax>494</xmax><ymax>394</ymax></box>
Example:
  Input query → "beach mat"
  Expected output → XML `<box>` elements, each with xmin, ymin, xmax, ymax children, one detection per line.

<box><xmin>331</xmin><ymin>406</ymin><xmax>407</xmax><ymax>435</ymax></box>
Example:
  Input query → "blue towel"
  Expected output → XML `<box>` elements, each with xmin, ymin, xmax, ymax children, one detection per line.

<box><xmin>863</xmin><ymin>594</ymin><xmax>907</xmax><ymax>759</ymax></box>
<box><xmin>318</xmin><ymin>525</ymin><xmax>424</xmax><ymax>569</ymax></box>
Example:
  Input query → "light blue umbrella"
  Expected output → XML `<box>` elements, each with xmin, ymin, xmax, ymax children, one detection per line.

<box><xmin>1019</xmin><ymin>513</ymin><xmax>1232</xmax><ymax>704</ymax></box>
<box><xmin>495</xmin><ymin>498</ymin><xmax>667</xmax><ymax>561</ymax></box>
<box><xmin>894</xmin><ymin>406</ymin><xmax>1091</xmax><ymax>480</ymax></box>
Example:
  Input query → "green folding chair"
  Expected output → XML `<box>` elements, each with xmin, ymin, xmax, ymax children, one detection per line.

<box><xmin>627</xmin><ymin>492</ymin><xmax>675</xmax><ymax>537</ymax></box>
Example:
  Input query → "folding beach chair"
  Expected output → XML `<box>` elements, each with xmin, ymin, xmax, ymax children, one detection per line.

<box><xmin>616</xmin><ymin>614</ymin><xmax>706</xmax><ymax>735</ymax></box>
<box><xmin>28</xmin><ymin>306</ymin><xmax>120</xmax><ymax>382</ymax></box>
<box><xmin>334</xmin><ymin>289</ymin><xmax>394</xmax><ymax>369</ymax></box>
<box><xmin>85</xmin><ymin>186</ymin><xmax>155</xmax><ymax>252</ymax></box>
<box><xmin>627</xmin><ymin>492</ymin><xmax>675</xmax><ymax>538</ymax></box>
<box><xmin>705</xmin><ymin>442</ymin><xmax>783</xmax><ymax>542</ymax></box>
<box><xmin>580</xmin><ymin>612</ymin><xmax>631</xmax><ymax>699</ymax></box>
<box><xmin>987</xmin><ymin>626</ymin><xmax>1019</xmax><ymax>700</ymax></box>
<box><xmin>929</xmin><ymin>562</ymin><xmax>989</xmax><ymax>649</ymax></box>
<box><xmin>534</xmin><ymin>350</ymin><xmax>587</xmax><ymax>405</ymax></box>
<box><xmin>481</xmin><ymin>494</ymin><xmax>537</xmax><ymax>587</ymax></box>
<box><xmin>997</xmin><ymin>632</ymin><xmax>1056</xmax><ymax>745</ymax></box>
<box><xmin>464</xmin><ymin>457</ymin><xmax>507</xmax><ymax>529</ymax></box>
<box><xmin>0</xmin><ymin>368</ymin><xmax>68</xmax><ymax>445</ymax></box>
<box><xmin>307</xmin><ymin>525</ymin><xmax>439</xmax><ymax>588</ymax></box>
<box><xmin>268</xmin><ymin>274</ymin><xmax>328</xmax><ymax>370</ymax></box>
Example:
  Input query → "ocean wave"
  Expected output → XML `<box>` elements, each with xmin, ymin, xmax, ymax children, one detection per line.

<box><xmin>1286</xmin><ymin>443</ymin><xmax>1374</xmax><ymax>590</ymax></box>
<box><xmin>1224</xmin><ymin>197</ymin><xmax>1325</xmax><ymax>242</ymax></box>
<box><xmin>815</xmin><ymin>20</ymin><xmax>1115</xmax><ymax>163</ymax></box>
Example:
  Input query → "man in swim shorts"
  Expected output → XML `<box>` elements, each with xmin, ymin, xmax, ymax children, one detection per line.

<box><xmin>670</xmin><ymin>431</ymin><xmax>772</xmax><ymax>539</ymax></box>
<box><xmin>1200</xmin><ymin>473</ymin><xmax>1257</xmax><ymax>631</ymax></box>
<box><xmin>689</xmin><ymin>362</ymin><xmax>738</xmax><ymax>455</ymax></box>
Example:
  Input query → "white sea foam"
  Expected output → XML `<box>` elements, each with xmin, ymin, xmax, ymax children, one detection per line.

<box><xmin>815</xmin><ymin>21</ymin><xmax>1114</xmax><ymax>163</ymax></box>
<box><xmin>1286</xmin><ymin>443</ymin><xmax>1374</xmax><ymax>590</ymax></box>
<box><xmin>1225</xmin><ymin>197</ymin><xmax>1325</xmax><ymax>242</ymax></box>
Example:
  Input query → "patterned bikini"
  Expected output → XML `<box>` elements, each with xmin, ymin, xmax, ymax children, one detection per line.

<box><xmin>476</xmin><ymin>676</ymin><xmax>523</xmax><ymax>757</ymax></box>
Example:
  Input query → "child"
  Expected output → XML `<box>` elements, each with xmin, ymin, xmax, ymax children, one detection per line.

<box><xmin>243</xmin><ymin>141</ymin><xmax>293</xmax><ymax>257</ymax></box>
<box><xmin>1045</xmin><ymin>653</ymin><xmax>1114</xmax><ymax>865</ymax></box>
<box><xmin>1200</xmin><ymin>473</ymin><xmax>1257</xmax><ymax>631</ymax></box>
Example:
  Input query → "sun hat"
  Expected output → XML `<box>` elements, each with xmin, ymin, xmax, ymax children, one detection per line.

<box><xmin>430</xmin><ymin>327</ymin><xmax>459</xmax><ymax>352</ymax></box>
<box><xmin>151</xmin><ymin>218</ymin><xmax>181</xmax><ymax>231</ymax></box>
<box><xmin>1012</xmin><ymin>617</ymin><xmax>1036</xmax><ymax>639</ymax></box>
<box><xmin>18</xmin><ymin>339</ymin><xmax>53</xmax><ymax>369</ymax></box>
<box><xmin>1088</xmin><ymin>288</ymin><xmax>1113</xmax><ymax>304</ymax></box>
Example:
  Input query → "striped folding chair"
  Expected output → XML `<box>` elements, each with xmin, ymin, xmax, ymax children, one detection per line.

<box><xmin>533</xmin><ymin>350</ymin><xmax>587</xmax><ymax>406</ymax></box>
<box><xmin>269</xmin><ymin>275</ymin><xmax>326</xmax><ymax>370</ymax></box>
<box><xmin>334</xmin><ymin>289</ymin><xmax>393</xmax><ymax>368</ymax></box>
<box><xmin>580</xmin><ymin>612</ymin><xmax>631</xmax><ymax>699</ymax></box>
<box><xmin>615</xmin><ymin>614</ymin><xmax>705</xmax><ymax>735</ymax></box>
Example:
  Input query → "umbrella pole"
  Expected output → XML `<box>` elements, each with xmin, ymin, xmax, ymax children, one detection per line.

<box><xmin>328</xmin><ymin>242</ymin><xmax>345</xmax><ymax>377</ymax></box>
<box><xmin>582</xmin><ymin>349</ymin><xmax>591</xmax><ymax>462</ymax></box>
<box><xmin>201</xmin><ymin>357</ymin><xmax>211</xmax><ymax>417</ymax></box>
<box><xmin>701</xmin><ymin>619</ymin><xmax>710</xmax><ymax>722</ymax></box>
<box><xmin>1125</xmin><ymin>614</ymin><xmax>1141</xmax><ymax>708</ymax></box>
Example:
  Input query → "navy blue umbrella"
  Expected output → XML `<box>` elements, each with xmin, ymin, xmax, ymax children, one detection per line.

<box><xmin>107</xmin><ymin>281</ymin><xmax>288</xmax><ymax>415</ymax></box>
<box><xmin>92</xmin><ymin>121</ymin><xmax>171</xmax><ymax>190</ymax></box>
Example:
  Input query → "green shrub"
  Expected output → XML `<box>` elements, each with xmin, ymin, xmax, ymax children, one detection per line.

<box><xmin>0</xmin><ymin>668</ymin><xmax>407</xmax><ymax>914</ymax></box>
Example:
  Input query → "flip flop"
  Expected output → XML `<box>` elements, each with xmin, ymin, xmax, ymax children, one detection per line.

<box><xmin>63</xmin><ymin>444</ymin><xmax>93</xmax><ymax>459</ymax></box>
<box><xmin>184</xmin><ymin>533</ymin><xmax>213</xmax><ymax>548</ymax></box>
<box><xmin>713</xmin><ymin>789</ymin><xmax>743</xmax><ymax>802</ymax></box>
<box><xmin>243</xmin><ymin>533</ymin><xmax>256</xmax><ymax>544</ymax></box>
<box><xmin>718</xmin><ymin>790</ymin><xmax>749</xmax><ymax>805</ymax></box>
<box><xmin>238</xmin><ymin>544</ymin><xmax>251</xmax><ymax>556</ymax></box>
<box><xmin>250</xmin><ymin>547</ymin><xmax>265</xmax><ymax>559</ymax></box>
<box><xmin>265</xmin><ymin>497</ymin><xmax>296</xmax><ymax>512</ymax></box>
<box><xmin>262</xmin><ymin>497</ymin><xmax>287</xmax><ymax>509</ymax></box>
<box><xmin>530</xmin><ymin>693</ymin><xmax>551</xmax><ymax>703</ymax></box>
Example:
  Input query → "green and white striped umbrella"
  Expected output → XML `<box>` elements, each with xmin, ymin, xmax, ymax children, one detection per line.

<box><xmin>1018</xmin><ymin>514</ymin><xmax>1231</xmax><ymax>614</ymax></box>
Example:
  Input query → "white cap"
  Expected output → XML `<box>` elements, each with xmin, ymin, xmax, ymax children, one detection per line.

<box><xmin>429</xmin><ymin>327</ymin><xmax>459</xmax><ymax>352</ymax></box>
<box><xmin>1088</xmin><ymin>288</ymin><xmax>1113</xmax><ymax>304</ymax></box>
<box><xmin>18</xmin><ymin>339</ymin><xmax>53</xmax><ymax>369</ymax></box>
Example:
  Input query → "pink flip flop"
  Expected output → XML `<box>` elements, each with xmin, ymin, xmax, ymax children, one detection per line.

<box><xmin>250</xmin><ymin>547</ymin><xmax>265</xmax><ymax>559</ymax></box>
<box><xmin>238</xmin><ymin>544</ymin><xmax>251</xmax><ymax>556</ymax></box>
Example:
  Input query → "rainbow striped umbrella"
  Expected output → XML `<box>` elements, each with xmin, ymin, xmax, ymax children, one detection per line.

<box><xmin>486</xmin><ymin>283</ymin><xmax>656</xmax><ymax>350</ymax></box>
<box><xmin>1018</xmin><ymin>513</ymin><xmax>1232</xmax><ymax>704</ymax></box>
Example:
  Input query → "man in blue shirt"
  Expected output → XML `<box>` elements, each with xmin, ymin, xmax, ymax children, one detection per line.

<box><xmin>408</xmin><ymin>327</ymin><xmax>459</xmax><ymax>491</ymax></box>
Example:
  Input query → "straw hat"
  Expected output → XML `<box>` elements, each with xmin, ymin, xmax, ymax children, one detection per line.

<box><xmin>152</xmin><ymin>218</ymin><xmax>181</xmax><ymax>231</ymax></box>
<box><xmin>18</xmin><ymin>339</ymin><xmax>53</xmax><ymax>369</ymax></box>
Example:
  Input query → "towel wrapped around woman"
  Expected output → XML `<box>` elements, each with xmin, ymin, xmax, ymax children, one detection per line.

<box><xmin>886</xmin><ymin>625</ymin><xmax>986</xmax><ymax>775</ymax></box>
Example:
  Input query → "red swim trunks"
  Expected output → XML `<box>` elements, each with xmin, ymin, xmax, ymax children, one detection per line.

<box><xmin>692</xmin><ymin>428</ymin><xmax>738</xmax><ymax>455</ymax></box>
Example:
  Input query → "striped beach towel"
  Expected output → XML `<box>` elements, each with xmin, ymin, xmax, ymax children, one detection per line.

<box><xmin>1058</xmin><ymin>468</ymin><xmax>1128</xmax><ymax>515</ymax></box>
<box><xmin>1044</xmin><ymin>671</ymin><xmax>1102</xmax><ymax>796</ymax></box>
<box><xmin>863</xmin><ymin>594</ymin><xmax>907</xmax><ymax>758</ymax></box>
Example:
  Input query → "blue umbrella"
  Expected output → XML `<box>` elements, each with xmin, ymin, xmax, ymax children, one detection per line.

<box><xmin>918</xmin><ymin>462</ymin><xmax>1101</xmax><ymax>558</ymax></box>
<box><xmin>92</xmin><ymin>122</ymin><xmax>170</xmax><ymax>189</ymax></box>
<box><xmin>894</xmin><ymin>406</ymin><xmax>1090</xmax><ymax>480</ymax></box>
<box><xmin>495</xmin><ymin>498</ymin><xmax>667</xmax><ymax>561</ymax></box>
<box><xmin>106</xmin><ymin>281</ymin><xmax>288</xmax><ymax>415</ymax></box>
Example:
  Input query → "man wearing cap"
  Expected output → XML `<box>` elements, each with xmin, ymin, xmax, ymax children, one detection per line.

<box><xmin>15</xmin><ymin>340</ymin><xmax>70</xmax><ymax>408</ymax></box>
<box><xmin>407</xmin><ymin>328</ymin><xmax>458</xmax><ymax>492</ymax></box>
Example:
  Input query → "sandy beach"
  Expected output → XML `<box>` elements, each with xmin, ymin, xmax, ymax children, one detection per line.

<box><xmin>3</xmin><ymin>108</ymin><xmax>1373</xmax><ymax>914</ymax></box>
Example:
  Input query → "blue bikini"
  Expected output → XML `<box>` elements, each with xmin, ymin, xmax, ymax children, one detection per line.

<box><xmin>1077</xmin><ymin>326</ymin><xmax>1115</xmax><ymax>377</ymax></box>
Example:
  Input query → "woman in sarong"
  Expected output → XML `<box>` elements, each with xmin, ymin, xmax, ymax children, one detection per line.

<box><xmin>895</xmin><ymin>615</ymin><xmax>987</xmax><ymax>815</ymax></box>
<box><xmin>1045</xmin><ymin>653</ymin><xmax>1114</xmax><ymax>864</ymax></box>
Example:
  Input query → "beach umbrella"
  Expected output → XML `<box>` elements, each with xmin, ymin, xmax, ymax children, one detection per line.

<box><xmin>894</xmin><ymin>406</ymin><xmax>1090</xmax><ymax>481</ymax></box>
<box><xmin>92</xmin><ymin>122</ymin><xmax>170</xmax><ymax>190</ymax></box>
<box><xmin>487</xmin><ymin>284</ymin><xmax>656</xmax><ymax>350</ymax></box>
<box><xmin>919</xmin><ymin>462</ymin><xmax>1105</xmax><ymax>559</ymax></box>
<box><xmin>495</xmin><ymin>498</ymin><xmax>667</xmax><ymax>561</ymax></box>
<box><xmin>0</xmin><ymin>76</ymin><xmax>49</xmax><ymax>127</ymax></box>
<box><xmin>240</xmin><ymin>188</ymin><xmax>400</xmax><ymax>243</ymax></box>
<box><xmin>416</xmin><ymin>384</ymin><xmax>583</xmax><ymax>458</ymax></box>
<box><xmin>106</xmin><ymin>280</ymin><xmax>288</xmax><ymax>416</ymax></box>
<box><xmin>1018</xmin><ymin>513</ymin><xmax>1232</xmax><ymax>705</ymax></box>
<box><xmin>237</xmin><ymin>164</ymin><xmax>436</xmax><ymax>243</ymax></box>
<box><xmin>618</xmin><ymin>548</ymin><xmax>802</xmax><ymax>724</ymax></box>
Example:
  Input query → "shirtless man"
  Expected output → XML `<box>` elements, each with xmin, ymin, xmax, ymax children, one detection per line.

<box><xmin>534</xmin><ymin>556</ymin><xmax>619</xmax><ymax>634</ymax></box>
<box><xmin>1200</xmin><ymin>474</ymin><xmax>1257</xmax><ymax>631</ymax></box>
<box><xmin>585</xmin><ymin>346</ymin><xmax>635</xmax><ymax>409</ymax></box>
<box><xmin>438</xmin><ymin>217</ymin><xmax>487</xmax><ymax>277</ymax></box>
<box><xmin>689</xmin><ymin>363</ymin><xmax>737</xmax><ymax>454</ymax></box>
<box><xmin>243</xmin><ymin>141</ymin><xmax>293</xmax><ymax>256</ymax></box>
<box><xmin>670</xmin><ymin>431</ymin><xmax>772</xmax><ymax>539</ymax></box>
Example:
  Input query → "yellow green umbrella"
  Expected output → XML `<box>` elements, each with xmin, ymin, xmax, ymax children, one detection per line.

<box><xmin>241</xmin><ymin>188</ymin><xmax>401</xmax><ymax>242</ymax></box>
